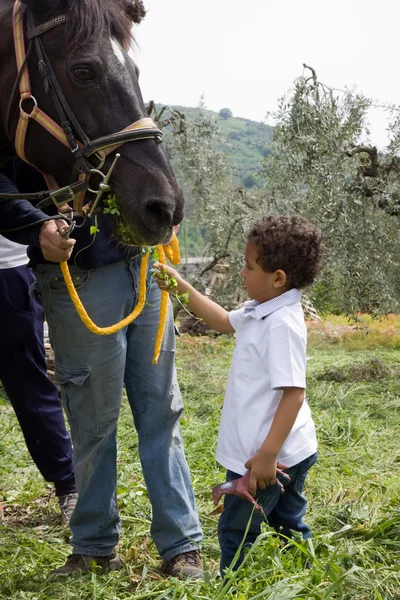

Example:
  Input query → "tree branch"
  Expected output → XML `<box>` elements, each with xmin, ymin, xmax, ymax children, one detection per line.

<box><xmin>346</xmin><ymin>145</ymin><xmax>380</xmax><ymax>177</ymax></box>
<box><xmin>199</xmin><ymin>251</ymin><xmax>231</xmax><ymax>277</ymax></box>
<box><xmin>303</xmin><ymin>63</ymin><xmax>320</xmax><ymax>103</ymax></box>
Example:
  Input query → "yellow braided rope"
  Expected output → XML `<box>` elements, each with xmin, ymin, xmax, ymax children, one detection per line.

<box><xmin>59</xmin><ymin>251</ymin><xmax>149</xmax><ymax>335</ymax></box>
<box><xmin>163</xmin><ymin>234</ymin><xmax>180</xmax><ymax>265</ymax></box>
<box><xmin>152</xmin><ymin>245</ymin><xmax>169</xmax><ymax>364</ymax></box>
<box><xmin>60</xmin><ymin>235</ymin><xmax>180</xmax><ymax>364</ymax></box>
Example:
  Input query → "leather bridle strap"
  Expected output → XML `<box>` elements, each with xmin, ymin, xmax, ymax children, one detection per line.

<box><xmin>26</xmin><ymin>15</ymin><xmax>68</xmax><ymax>41</ymax></box>
<box><xmin>0</xmin><ymin>180</ymin><xmax>88</xmax><ymax>205</ymax></box>
<box><xmin>27</xmin><ymin>10</ymin><xmax>91</xmax><ymax>158</ymax></box>
<box><xmin>10</xmin><ymin>0</ymin><xmax>163</xmax><ymax>216</ymax></box>
<box><xmin>13</xmin><ymin>1</ymin><xmax>80</xmax><ymax>165</ymax></box>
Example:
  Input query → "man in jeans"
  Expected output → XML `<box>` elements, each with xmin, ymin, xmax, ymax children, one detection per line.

<box><xmin>0</xmin><ymin>233</ymin><xmax>77</xmax><ymax>524</ymax></box>
<box><xmin>0</xmin><ymin>159</ymin><xmax>203</xmax><ymax>578</ymax></box>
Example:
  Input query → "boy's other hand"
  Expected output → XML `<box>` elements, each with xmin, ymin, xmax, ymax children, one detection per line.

<box><xmin>211</xmin><ymin>462</ymin><xmax>290</xmax><ymax>513</ymax></box>
<box><xmin>212</xmin><ymin>470</ymin><xmax>263</xmax><ymax>512</ymax></box>
<box><xmin>245</xmin><ymin>453</ymin><xmax>290</xmax><ymax>496</ymax></box>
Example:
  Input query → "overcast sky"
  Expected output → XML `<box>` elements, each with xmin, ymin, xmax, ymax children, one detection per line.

<box><xmin>133</xmin><ymin>0</ymin><xmax>400</xmax><ymax>149</ymax></box>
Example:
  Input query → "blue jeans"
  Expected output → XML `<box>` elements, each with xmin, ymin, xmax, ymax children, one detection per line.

<box><xmin>218</xmin><ymin>452</ymin><xmax>317</xmax><ymax>573</ymax></box>
<box><xmin>34</xmin><ymin>257</ymin><xmax>203</xmax><ymax>559</ymax></box>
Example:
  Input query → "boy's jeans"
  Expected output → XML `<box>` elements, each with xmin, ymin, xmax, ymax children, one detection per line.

<box><xmin>218</xmin><ymin>452</ymin><xmax>317</xmax><ymax>573</ymax></box>
<box><xmin>34</xmin><ymin>258</ymin><xmax>203</xmax><ymax>559</ymax></box>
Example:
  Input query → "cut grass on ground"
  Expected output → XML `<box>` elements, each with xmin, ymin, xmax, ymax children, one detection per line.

<box><xmin>0</xmin><ymin>315</ymin><xmax>399</xmax><ymax>599</ymax></box>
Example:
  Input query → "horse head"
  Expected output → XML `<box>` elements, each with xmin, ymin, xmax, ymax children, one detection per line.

<box><xmin>0</xmin><ymin>0</ymin><xmax>184</xmax><ymax>246</ymax></box>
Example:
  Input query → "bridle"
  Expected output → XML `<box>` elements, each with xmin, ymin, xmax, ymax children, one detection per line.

<box><xmin>0</xmin><ymin>0</ymin><xmax>163</xmax><ymax>231</ymax></box>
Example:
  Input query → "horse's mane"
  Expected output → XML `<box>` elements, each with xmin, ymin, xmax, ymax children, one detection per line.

<box><xmin>65</xmin><ymin>0</ymin><xmax>146</xmax><ymax>49</ymax></box>
<box><xmin>0</xmin><ymin>0</ymin><xmax>146</xmax><ymax>49</ymax></box>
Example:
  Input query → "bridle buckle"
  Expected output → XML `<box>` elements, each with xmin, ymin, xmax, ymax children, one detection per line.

<box><xmin>87</xmin><ymin>153</ymin><xmax>121</xmax><ymax>218</ymax></box>
<box><xmin>48</xmin><ymin>185</ymin><xmax>75</xmax><ymax>208</ymax></box>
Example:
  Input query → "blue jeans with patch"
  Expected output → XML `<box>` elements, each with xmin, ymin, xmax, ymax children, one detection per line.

<box><xmin>218</xmin><ymin>452</ymin><xmax>317</xmax><ymax>573</ymax></box>
<box><xmin>34</xmin><ymin>257</ymin><xmax>203</xmax><ymax>559</ymax></box>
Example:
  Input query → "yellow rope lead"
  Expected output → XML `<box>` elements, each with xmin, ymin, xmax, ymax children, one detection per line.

<box><xmin>60</xmin><ymin>251</ymin><xmax>149</xmax><ymax>335</ymax></box>
<box><xmin>60</xmin><ymin>235</ymin><xmax>180</xmax><ymax>364</ymax></box>
<box><xmin>152</xmin><ymin>245</ymin><xmax>169</xmax><ymax>364</ymax></box>
<box><xmin>163</xmin><ymin>233</ymin><xmax>180</xmax><ymax>265</ymax></box>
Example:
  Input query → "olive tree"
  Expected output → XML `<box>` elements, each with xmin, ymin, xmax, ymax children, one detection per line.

<box><xmin>261</xmin><ymin>65</ymin><xmax>400</xmax><ymax>314</ymax></box>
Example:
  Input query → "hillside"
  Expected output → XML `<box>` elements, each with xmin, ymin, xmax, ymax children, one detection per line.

<box><xmin>157</xmin><ymin>104</ymin><xmax>273</xmax><ymax>187</ymax></box>
<box><xmin>152</xmin><ymin>104</ymin><xmax>274</xmax><ymax>255</ymax></box>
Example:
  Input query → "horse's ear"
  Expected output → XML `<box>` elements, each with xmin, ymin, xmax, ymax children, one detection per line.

<box><xmin>125</xmin><ymin>1</ymin><xmax>146</xmax><ymax>24</ymax></box>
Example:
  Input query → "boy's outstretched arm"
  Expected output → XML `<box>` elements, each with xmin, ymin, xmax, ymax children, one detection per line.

<box><xmin>153</xmin><ymin>263</ymin><xmax>234</xmax><ymax>334</ymax></box>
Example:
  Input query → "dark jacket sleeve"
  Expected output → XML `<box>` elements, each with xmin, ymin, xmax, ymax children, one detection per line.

<box><xmin>0</xmin><ymin>172</ymin><xmax>48</xmax><ymax>246</ymax></box>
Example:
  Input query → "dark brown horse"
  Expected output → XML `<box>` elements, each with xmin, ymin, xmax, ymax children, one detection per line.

<box><xmin>0</xmin><ymin>0</ymin><xmax>184</xmax><ymax>245</ymax></box>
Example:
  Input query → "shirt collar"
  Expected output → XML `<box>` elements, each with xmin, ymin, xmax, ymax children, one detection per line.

<box><xmin>243</xmin><ymin>288</ymin><xmax>302</xmax><ymax>320</ymax></box>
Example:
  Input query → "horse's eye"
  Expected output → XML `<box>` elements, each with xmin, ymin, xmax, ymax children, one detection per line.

<box><xmin>73</xmin><ymin>67</ymin><xmax>94</xmax><ymax>81</ymax></box>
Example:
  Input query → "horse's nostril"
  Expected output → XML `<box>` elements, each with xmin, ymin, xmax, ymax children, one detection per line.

<box><xmin>144</xmin><ymin>199</ymin><xmax>173</xmax><ymax>233</ymax></box>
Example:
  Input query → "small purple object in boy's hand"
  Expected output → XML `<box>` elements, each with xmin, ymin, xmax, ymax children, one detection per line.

<box><xmin>212</xmin><ymin>470</ymin><xmax>263</xmax><ymax>512</ymax></box>
<box><xmin>211</xmin><ymin>465</ymin><xmax>291</xmax><ymax>514</ymax></box>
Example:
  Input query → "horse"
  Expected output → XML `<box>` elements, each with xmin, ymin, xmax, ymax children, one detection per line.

<box><xmin>0</xmin><ymin>0</ymin><xmax>184</xmax><ymax>246</ymax></box>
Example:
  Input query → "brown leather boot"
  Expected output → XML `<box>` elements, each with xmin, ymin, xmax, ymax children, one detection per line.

<box><xmin>160</xmin><ymin>549</ymin><xmax>203</xmax><ymax>579</ymax></box>
<box><xmin>50</xmin><ymin>552</ymin><xmax>122</xmax><ymax>577</ymax></box>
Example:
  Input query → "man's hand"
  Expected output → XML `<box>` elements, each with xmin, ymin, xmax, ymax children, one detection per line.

<box><xmin>39</xmin><ymin>220</ymin><xmax>75</xmax><ymax>263</ymax></box>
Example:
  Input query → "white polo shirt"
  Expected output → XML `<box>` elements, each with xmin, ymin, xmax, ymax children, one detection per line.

<box><xmin>0</xmin><ymin>235</ymin><xmax>28</xmax><ymax>269</ymax></box>
<box><xmin>216</xmin><ymin>289</ymin><xmax>317</xmax><ymax>475</ymax></box>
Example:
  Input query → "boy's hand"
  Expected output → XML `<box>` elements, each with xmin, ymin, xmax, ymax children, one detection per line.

<box><xmin>211</xmin><ymin>462</ymin><xmax>290</xmax><ymax>513</ymax></box>
<box><xmin>153</xmin><ymin>263</ymin><xmax>232</xmax><ymax>333</ymax></box>
<box><xmin>212</xmin><ymin>470</ymin><xmax>262</xmax><ymax>511</ymax></box>
<box><xmin>245</xmin><ymin>453</ymin><xmax>290</xmax><ymax>496</ymax></box>
<box><xmin>152</xmin><ymin>262</ymin><xmax>184</xmax><ymax>293</ymax></box>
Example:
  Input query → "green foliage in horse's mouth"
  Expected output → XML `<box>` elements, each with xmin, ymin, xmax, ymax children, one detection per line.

<box><xmin>103</xmin><ymin>194</ymin><xmax>121</xmax><ymax>217</ymax></box>
<box><xmin>104</xmin><ymin>194</ymin><xmax>143</xmax><ymax>246</ymax></box>
<box><xmin>114</xmin><ymin>221</ymin><xmax>140</xmax><ymax>246</ymax></box>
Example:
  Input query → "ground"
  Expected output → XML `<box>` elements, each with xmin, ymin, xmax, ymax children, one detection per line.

<box><xmin>0</xmin><ymin>315</ymin><xmax>399</xmax><ymax>599</ymax></box>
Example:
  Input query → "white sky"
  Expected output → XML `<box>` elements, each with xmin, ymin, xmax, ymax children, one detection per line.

<box><xmin>134</xmin><ymin>0</ymin><xmax>400</xmax><ymax>149</ymax></box>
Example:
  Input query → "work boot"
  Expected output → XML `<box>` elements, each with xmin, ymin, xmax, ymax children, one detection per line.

<box><xmin>160</xmin><ymin>549</ymin><xmax>203</xmax><ymax>579</ymax></box>
<box><xmin>57</xmin><ymin>492</ymin><xmax>78</xmax><ymax>525</ymax></box>
<box><xmin>50</xmin><ymin>553</ymin><xmax>122</xmax><ymax>577</ymax></box>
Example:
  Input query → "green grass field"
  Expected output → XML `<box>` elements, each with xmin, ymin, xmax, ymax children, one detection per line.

<box><xmin>0</xmin><ymin>315</ymin><xmax>399</xmax><ymax>599</ymax></box>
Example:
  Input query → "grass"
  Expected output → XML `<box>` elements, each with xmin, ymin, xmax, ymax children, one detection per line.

<box><xmin>0</xmin><ymin>315</ymin><xmax>399</xmax><ymax>599</ymax></box>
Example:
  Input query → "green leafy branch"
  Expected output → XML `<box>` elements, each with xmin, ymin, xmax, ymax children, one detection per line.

<box><xmin>149</xmin><ymin>249</ymin><xmax>189</xmax><ymax>305</ymax></box>
<box><xmin>103</xmin><ymin>194</ymin><xmax>121</xmax><ymax>216</ymax></box>
<box><xmin>90</xmin><ymin>215</ymin><xmax>100</xmax><ymax>236</ymax></box>
<box><xmin>150</xmin><ymin>265</ymin><xmax>201</xmax><ymax>323</ymax></box>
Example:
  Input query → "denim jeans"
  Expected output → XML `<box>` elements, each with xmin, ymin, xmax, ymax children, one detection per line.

<box><xmin>218</xmin><ymin>452</ymin><xmax>317</xmax><ymax>573</ymax></box>
<box><xmin>34</xmin><ymin>257</ymin><xmax>203</xmax><ymax>559</ymax></box>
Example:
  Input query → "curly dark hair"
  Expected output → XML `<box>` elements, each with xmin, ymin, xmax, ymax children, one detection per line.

<box><xmin>247</xmin><ymin>215</ymin><xmax>324</xmax><ymax>289</ymax></box>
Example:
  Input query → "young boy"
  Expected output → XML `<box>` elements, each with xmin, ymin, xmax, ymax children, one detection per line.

<box><xmin>154</xmin><ymin>215</ymin><xmax>324</xmax><ymax>573</ymax></box>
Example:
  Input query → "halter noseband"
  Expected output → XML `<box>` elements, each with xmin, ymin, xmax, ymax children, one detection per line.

<box><xmin>5</xmin><ymin>0</ymin><xmax>163</xmax><ymax>218</ymax></box>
